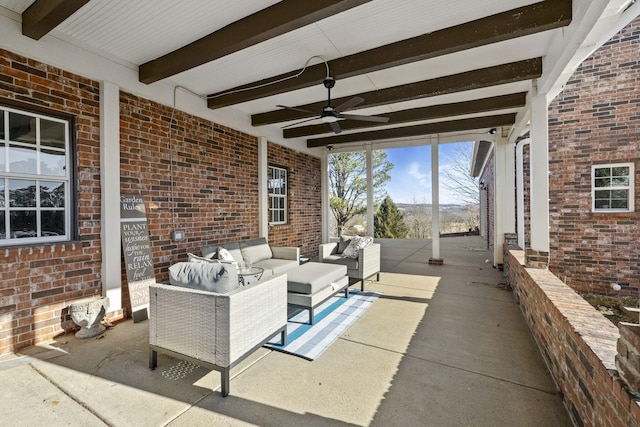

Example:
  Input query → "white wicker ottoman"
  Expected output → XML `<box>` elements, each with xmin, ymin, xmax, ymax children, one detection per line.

<box><xmin>286</xmin><ymin>262</ymin><xmax>349</xmax><ymax>324</ymax></box>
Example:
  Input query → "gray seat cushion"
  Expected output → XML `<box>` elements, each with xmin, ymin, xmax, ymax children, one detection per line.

<box><xmin>287</xmin><ymin>262</ymin><xmax>347</xmax><ymax>295</ymax></box>
<box><xmin>254</xmin><ymin>258</ymin><xmax>298</xmax><ymax>275</ymax></box>
<box><xmin>240</xmin><ymin>237</ymin><xmax>273</xmax><ymax>264</ymax></box>
<box><xmin>323</xmin><ymin>254</ymin><xmax>359</xmax><ymax>270</ymax></box>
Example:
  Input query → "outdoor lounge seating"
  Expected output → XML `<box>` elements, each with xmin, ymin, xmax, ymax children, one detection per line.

<box><xmin>202</xmin><ymin>237</ymin><xmax>299</xmax><ymax>283</ymax></box>
<box><xmin>319</xmin><ymin>236</ymin><xmax>381</xmax><ymax>291</ymax></box>
<box><xmin>148</xmin><ymin>261</ymin><xmax>287</xmax><ymax>397</ymax></box>
<box><xmin>286</xmin><ymin>262</ymin><xmax>349</xmax><ymax>324</ymax></box>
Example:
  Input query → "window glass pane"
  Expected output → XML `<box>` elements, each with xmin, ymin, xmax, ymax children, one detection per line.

<box><xmin>611</xmin><ymin>199</ymin><xmax>628</xmax><ymax>209</ymax></box>
<box><xmin>611</xmin><ymin>189</ymin><xmax>628</xmax><ymax>199</ymax></box>
<box><xmin>0</xmin><ymin>143</ymin><xmax>5</xmax><ymax>171</ymax></box>
<box><xmin>9</xmin><ymin>179</ymin><xmax>36</xmax><ymax>207</ymax></box>
<box><xmin>594</xmin><ymin>177</ymin><xmax>610</xmax><ymax>188</ymax></box>
<box><xmin>41</xmin><ymin>211</ymin><xmax>65</xmax><ymax>236</ymax></box>
<box><xmin>9</xmin><ymin>145</ymin><xmax>37</xmax><ymax>174</ymax></box>
<box><xmin>594</xmin><ymin>167</ymin><xmax>610</xmax><ymax>178</ymax></box>
<box><xmin>611</xmin><ymin>176</ymin><xmax>629</xmax><ymax>186</ymax></box>
<box><xmin>9</xmin><ymin>113</ymin><xmax>36</xmax><ymax>144</ymax></box>
<box><xmin>9</xmin><ymin>211</ymin><xmax>36</xmax><ymax>238</ymax></box>
<box><xmin>0</xmin><ymin>180</ymin><xmax>4</xmax><ymax>208</ymax></box>
<box><xmin>612</xmin><ymin>166</ymin><xmax>629</xmax><ymax>177</ymax></box>
<box><xmin>40</xmin><ymin>148</ymin><xmax>66</xmax><ymax>176</ymax></box>
<box><xmin>595</xmin><ymin>199</ymin><xmax>610</xmax><ymax>209</ymax></box>
<box><xmin>0</xmin><ymin>109</ymin><xmax>4</xmax><ymax>139</ymax></box>
<box><xmin>40</xmin><ymin>119</ymin><xmax>65</xmax><ymax>149</ymax></box>
<box><xmin>40</xmin><ymin>181</ymin><xmax>65</xmax><ymax>207</ymax></box>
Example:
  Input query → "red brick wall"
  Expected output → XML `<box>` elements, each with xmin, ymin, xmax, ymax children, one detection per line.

<box><xmin>504</xmin><ymin>247</ymin><xmax>640</xmax><ymax>427</ymax></box>
<box><xmin>548</xmin><ymin>17</ymin><xmax>640</xmax><ymax>295</ymax></box>
<box><xmin>119</xmin><ymin>91</ymin><xmax>262</xmax><ymax>285</ymax></box>
<box><xmin>0</xmin><ymin>49</ymin><xmax>322</xmax><ymax>356</ymax></box>
<box><xmin>0</xmin><ymin>49</ymin><xmax>102</xmax><ymax>354</ymax></box>
<box><xmin>267</xmin><ymin>142</ymin><xmax>322</xmax><ymax>258</ymax></box>
<box><xmin>521</xmin><ymin>141</ymin><xmax>531</xmax><ymax>248</ymax></box>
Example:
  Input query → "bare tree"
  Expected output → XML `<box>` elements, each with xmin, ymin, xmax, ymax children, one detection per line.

<box><xmin>329</xmin><ymin>150</ymin><xmax>393</xmax><ymax>236</ymax></box>
<box><xmin>441</xmin><ymin>143</ymin><xmax>480</xmax><ymax>205</ymax></box>
<box><xmin>404</xmin><ymin>197</ymin><xmax>432</xmax><ymax>238</ymax></box>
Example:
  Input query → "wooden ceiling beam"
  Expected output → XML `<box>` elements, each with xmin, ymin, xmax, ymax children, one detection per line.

<box><xmin>306</xmin><ymin>114</ymin><xmax>517</xmax><ymax>148</ymax></box>
<box><xmin>139</xmin><ymin>0</ymin><xmax>371</xmax><ymax>84</ymax></box>
<box><xmin>283</xmin><ymin>92</ymin><xmax>526</xmax><ymax>138</ymax></box>
<box><xmin>253</xmin><ymin>58</ymin><xmax>541</xmax><ymax>126</ymax></box>
<box><xmin>208</xmin><ymin>0</ymin><xmax>570</xmax><ymax>109</ymax></box>
<box><xmin>22</xmin><ymin>0</ymin><xmax>90</xmax><ymax>40</ymax></box>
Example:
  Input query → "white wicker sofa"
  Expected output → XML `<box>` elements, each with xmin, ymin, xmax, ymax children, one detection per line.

<box><xmin>149</xmin><ymin>261</ymin><xmax>287</xmax><ymax>397</ymax></box>
<box><xmin>319</xmin><ymin>236</ymin><xmax>381</xmax><ymax>291</ymax></box>
<box><xmin>202</xmin><ymin>237</ymin><xmax>299</xmax><ymax>280</ymax></box>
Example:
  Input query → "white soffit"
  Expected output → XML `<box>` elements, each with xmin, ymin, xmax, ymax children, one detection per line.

<box><xmin>0</xmin><ymin>0</ymin><xmax>32</xmax><ymax>13</ymax></box>
<box><xmin>54</xmin><ymin>0</ymin><xmax>280</xmax><ymax>64</ymax></box>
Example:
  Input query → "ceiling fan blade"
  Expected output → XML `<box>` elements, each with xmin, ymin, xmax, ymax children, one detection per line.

<box><xmin>276</xmin><ymin>105</ymin><xmax>317</xmax><ymax>115</ymax></box>
<box><xmin>281</xmin><ymin>117</ymin><xmax>320</xmax><ymax>129</ymax></box>
<box><xmin>334</xmin><ymin>96</ymin><xmax>364</xmax><ymax>113</ymax></box>
<box><xmin>340</xmin><ymin>113</ymin><xmax>390</xmax><ymax>123</ymax></box>
<box><xmin>329</xmin><ymin>121</ymin><xmax>342</xmax><ymax>134</ymax></box>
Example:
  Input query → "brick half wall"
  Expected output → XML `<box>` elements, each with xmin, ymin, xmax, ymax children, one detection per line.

<box><xmin>504</xmin><ymin>246</ymin><xmax>640</xmax><ymax>426</ymax></box>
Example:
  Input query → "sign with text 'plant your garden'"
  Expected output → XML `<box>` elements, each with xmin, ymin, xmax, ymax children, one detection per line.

<box><xmin>120</xmin><ymin>194</ymin><xmax>154</xmax><ymax>322</ymax></box>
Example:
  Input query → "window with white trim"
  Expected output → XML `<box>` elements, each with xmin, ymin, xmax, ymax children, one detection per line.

<box><xmin>0</xmin><ymin>105</ymin><xmax>72</xmax><ymax>246</ymax></box>
<box><xmin>592</xmin><ymin>163</ymin><xmax>634</xmax><ymax>212</ymax></box>
<box><xmin>268</xmin><ymin>165</ymin><xmax>287</xmax><ymax>225</ymax></box>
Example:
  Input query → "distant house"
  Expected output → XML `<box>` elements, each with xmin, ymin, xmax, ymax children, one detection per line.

<box><xmin>478</xmin><ymin>16</ymin><xmax>640</xmax><ymax>296</ymax></box>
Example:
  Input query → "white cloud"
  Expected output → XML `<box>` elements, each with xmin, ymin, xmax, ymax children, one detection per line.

<box><xmin>408</xmin><ymin>162</ymin><xmax>430</xmax><ymax>189</ymax></box>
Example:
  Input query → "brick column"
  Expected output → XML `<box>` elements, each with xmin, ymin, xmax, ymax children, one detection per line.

<box><xmin>525</xmin><ymin>249</ymin><xmax>549</xmax><ymax>269</ymax></box>
<box><xmin>504</xmin><ymin>232</ymin><xmax>518</xmax><ymax>247</ymax></box>
<box><xmin>616</xmin><ymin>322</ymin><xmax>640</xmax><ymax>397</ymax></box>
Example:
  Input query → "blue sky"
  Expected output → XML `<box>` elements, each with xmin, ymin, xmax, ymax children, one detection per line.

<box><xmin>382</xmin><ymin>141</ymin><xmax>473</xmax><ymax>205</ymax></box>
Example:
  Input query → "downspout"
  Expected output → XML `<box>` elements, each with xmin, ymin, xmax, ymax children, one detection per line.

<box><xmin>516</xmin><ymin>137</ymin><xmax>531</xmax><ymax>250</ymax></box>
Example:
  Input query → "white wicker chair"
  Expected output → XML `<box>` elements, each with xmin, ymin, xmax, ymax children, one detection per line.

<box><xmin>148</xmin><ymin>273</ymin><xmax>287</xmax><ymax>397</ymax></box>
<box><xmin>319</xmin><ymin>242</ymin><xmax>381</xmax><ymax>291</ymax></box>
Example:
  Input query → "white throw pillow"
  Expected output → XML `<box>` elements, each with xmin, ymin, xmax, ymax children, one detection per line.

<box><xmin>342</xmin><ymin>236</ymin><xmax>373</xmax><ymax>259</ymax></box>
<box><xmin>188</xmin><ymin>252</ymin><xmax>217</xmax><ymax>263</ymax></box>
<box><xmin>217</xmin><ymin>247</ymin><xmax>235</xmax><ymax>262</ymax></box>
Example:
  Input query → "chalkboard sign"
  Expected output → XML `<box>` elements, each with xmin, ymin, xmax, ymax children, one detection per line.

<box><xmin>120</xmin><ymin>195</ymin><xmax>154</xmax><ymax>322</ymax></box>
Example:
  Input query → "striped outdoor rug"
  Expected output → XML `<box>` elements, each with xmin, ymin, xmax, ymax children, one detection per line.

<box><xmin>265</xmin><ymin>290</ymin><xmax>382</xmax><ymax>360</ymax></box>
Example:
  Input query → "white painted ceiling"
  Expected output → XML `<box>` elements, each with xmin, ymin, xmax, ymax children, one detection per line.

<box><xmin>0</xmin><ymin>0</ymin><xmax>636</xmax><ymax>149</ymax></box>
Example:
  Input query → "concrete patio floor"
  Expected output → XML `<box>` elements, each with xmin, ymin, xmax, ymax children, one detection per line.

<box><xmin>0</xmin><ymin>236</ymin><xmax>571</xmax><ymax>426</ymax></box>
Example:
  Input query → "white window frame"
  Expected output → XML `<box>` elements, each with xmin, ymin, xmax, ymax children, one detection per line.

<box><xmin>0</xmin><ymin>104</ymin><xmax>72</xmax><ymax>246</ymax></box>
<box><xmin>268</xmin><ymin>165</ymin><xmax>287</xmax><ymax>225</ymax></box>
<box><xmin>591</xmin><ymin>163</ymin><xmax>634</xmax><ymax>213</ymax></box>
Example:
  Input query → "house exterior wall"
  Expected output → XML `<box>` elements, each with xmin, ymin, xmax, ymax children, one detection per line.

<box><xmin>479</xmin><ymin>151</ymin><xmax>495</xmax><ymax>260</ymax></box>
<box><xmin>0</xmin><ymin>49</ymin><xmax>321</xmax><ymax>356</ymax></box>
<box><xmin>267</xmin><ymin>142</ymin><xmax>321</xmax><ymax>258</ymax></box>
<box><xmin>521</xmin><ymin>141</ymin><xmax>531</xmax><ymax>248</ymax></box>
<box><xmin>0</xmin><ymin>48</ymin><xmax>103</xmax><ymax>354</ymax></box>
<box><xmin>547</xmin><ymin>17</ymin><xmax>640</xmax><ymax>295</ymax></box>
